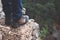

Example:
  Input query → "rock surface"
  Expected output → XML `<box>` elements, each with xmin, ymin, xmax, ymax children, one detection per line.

<box><xmin>0</xmin><ymin>0</ymin><xmax>5</xmax><ymax>19</ymax></box>
<box><xmin>0</xmin><ymin>19</ymin><xmax>39</xmax><ymax>40</ymax></box>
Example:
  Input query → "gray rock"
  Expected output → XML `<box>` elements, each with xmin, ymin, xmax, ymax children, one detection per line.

<box><xmin>0</xmin><ymin>0</ymin><xmax>5</xmax><ymax>19</ymax></box>
<box><xmin>22</xmin><ymin>8</ymin><xmax>26</xmax><ymax>15</ymax></box>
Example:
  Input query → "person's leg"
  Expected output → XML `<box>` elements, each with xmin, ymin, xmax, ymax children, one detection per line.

<box><xmin>2</xmin><ymin>0</ymin><xmax>12</xmax><ymax>26</ymax></box>
<box><xmin>11</xmin><ymin>0</ymin><xmax>23</xmax><ymax>28</ymax></box>
<box><xmin>12</xmin><ymin>0</ymin><xmax>23</xmax><ymax>21</ymax></box>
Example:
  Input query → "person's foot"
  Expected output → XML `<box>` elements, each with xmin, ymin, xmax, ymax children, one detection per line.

<box><xmin>11</xmin><ymin>21</ymin><xmax>20</xmax><ymax>28</ymax></box>
<box><xmin>11</xmin><ymin>15</ymin><xmax>29</xmax><ymax>28</ymax></box>
<box><xmin>18</xmin><ymin>15</ymin><xmax>29</xmax><ymax>25</ymax></box>
<box><xmin>5</xmin><ymin>19</ymin><xmax>12</xmax><ymax>26</ymax></box>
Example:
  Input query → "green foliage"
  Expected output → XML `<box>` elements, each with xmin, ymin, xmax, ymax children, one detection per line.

<box><xmin>39</xmin><ymin>24</ymin><xmax>48</xmax><ymax>38</ymax></box>
<box><xmin>23</xmin><ymin>0</ymin><xmax>55</xmax><ymax>24</ymax></box>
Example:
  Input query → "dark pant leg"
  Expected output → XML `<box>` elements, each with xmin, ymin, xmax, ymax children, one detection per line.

<box><xmin>12</xmin><ymin>0</ymin><xmax>23</xmax><ymax>21</ymax></box>
<box><xmin>9</xmin><ymin>0</ymin><xmax>23</xmax><ymax>28</ymax></box>
<box><xmin>2</xmin><ymin>0</ymin><xmax>12</xmax><ymax>25</ymax></box>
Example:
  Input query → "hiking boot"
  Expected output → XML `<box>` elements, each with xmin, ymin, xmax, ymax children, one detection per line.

<box><xmin>18</xmin><ymin>15</ymin><xmax>29</xmax><ymax>25</ymax></box>
<box><xmin>11</xmin><ymin>15</ymin><xmax>29</xmax><ymax>28</ymax></box>
<box><xmin>11</xmin><ymin>20</ymin><xmax>20</xmax><ymax>28</ymax></box>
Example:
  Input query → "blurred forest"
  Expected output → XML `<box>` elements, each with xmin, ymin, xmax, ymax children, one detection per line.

<box><xmin>23</xmin><ymin>0</ymin><xmax>60</xmax><ymax>38</ymax></box>
<box><xmin>23</xmin><ymin>0</ymin><xmax>55</xmax><ymax>26</ymax></box>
